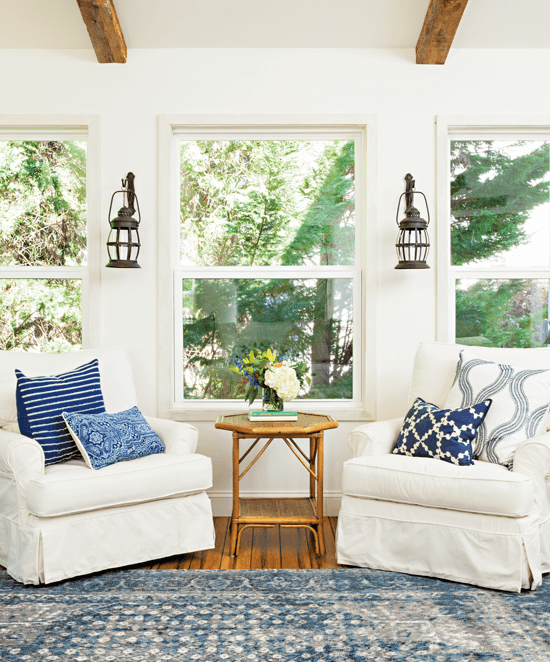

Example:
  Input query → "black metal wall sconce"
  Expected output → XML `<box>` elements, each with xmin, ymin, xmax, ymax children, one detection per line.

<box><xmin>106</xmin><ymin>172</ymin><xmax>141</xmax><ymax>268</ymax></box>
<box><xmin>395</xmin><ymin>173</ymin><xmax>430</xmax><ymax>270</ymax></box>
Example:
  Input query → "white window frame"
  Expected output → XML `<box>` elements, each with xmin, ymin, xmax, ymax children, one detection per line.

<box><xmin>436</xmin><ymin>115</ymin><xmax>550</xmax><ymax>342</ymax></box>
<box><xmin>0</xmin><ymin>115</ymin><xmax>101</xmax><ymax>349</ymax></box>
<box><xmin>158</xmin><ymin>114</ymin><xmax>377</xmax><ymax>422</ymax></box>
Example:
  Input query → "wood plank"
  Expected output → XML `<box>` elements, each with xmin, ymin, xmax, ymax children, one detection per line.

<box><xmin>175</xmin><ymin>554</ymin><xmax>193</xmax><ymax>570</ymax></box>
<box><xmin>250</xmin><ymin>525</ymin><xmax>282</xmax><ymax>569</ymax></box>
<box><xmin>189</xmin><ymin>516</ymin><xmax>228</xmax><ymax>569</ymax></box>
<box><xmin>329</xmin><ymin>516</ymin><xmax>339</xmax><ymax>540</ymax></box>
<box><xmin>416</xmin><ymin>0</ymin><xmax>469</xmax><ymax>65</ymax></box>
<box><xmin>295</xmin><ymin>527</ymin><xmax>314</xmax><ymax>569</ymax></box>
<box><xmin>280</xmin><ymin>525</ymin><xmax>314</xmax><ymax>568</ymax></box>
<box><xmin>279</xmin><ymin>525</ymin><xmax>301</xmax><ymax>569</ymax></box>
<box><xmin>220</xmin><ymin>517</ymin><xmax>253</xmax><ymax>569</ymax></box>
<box><xmin>76</xmin><ymin>0</ymin><xmax>127</xmax><ymax>64</ymax></box>
<box><xmin>317</xmin><ymin>517</ymin><xmax>340</xmax><ymax>569</ymax></box>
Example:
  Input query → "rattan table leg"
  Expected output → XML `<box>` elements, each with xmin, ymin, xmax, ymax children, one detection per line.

<box><xmin>309</xmin><ymin>437</ymin><xmax>315</xmax><ymax>500</ymax></box>
<box><xmin>317</xmin><ymin>432</ymin><xmax>325</xmax><ymax>555</ymax></box>
<box><xmin>230</xmin><ymin>432</ymin><xmax>240</xmax><ymax>556</ymax></box>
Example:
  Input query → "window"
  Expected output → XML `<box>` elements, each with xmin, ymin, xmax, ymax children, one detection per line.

<box><xmin>159</xmin><ymin>117</ymin><xmax>376</xmax><ymax>419</ymax></box>
<box><xmin>437</xmin><ymin>118</ymin><xmax>550</xmax><ymax>348</ymax></box>
<box><xmin>0</xmin><ymin>120</ymin><xmax>100</xmax><ymax>352</ymax></box>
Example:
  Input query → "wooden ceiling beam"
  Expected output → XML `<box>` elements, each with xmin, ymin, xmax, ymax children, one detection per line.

<box><xmin>416</xmin><ymin>0</ymin><xmax>469</xmax><ymax>65</ymax></box>
<box><xmin>76</xmin><ymin>0</ymin><xmax>127</xmax><ymax>63</ymax></box>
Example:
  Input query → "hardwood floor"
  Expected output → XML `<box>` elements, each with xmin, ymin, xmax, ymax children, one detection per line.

<box><xmin>136</xmin><ymin>516</ymin><xmax>342</xmax><ymax>570</ymax></box>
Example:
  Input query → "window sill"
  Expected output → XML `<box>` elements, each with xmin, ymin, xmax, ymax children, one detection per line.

<box><xmin>166</xmin><ymin>403</ymin><xmax>373</xmax><ymax>423</ymax></box>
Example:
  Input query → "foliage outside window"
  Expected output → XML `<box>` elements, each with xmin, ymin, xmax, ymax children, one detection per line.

<box><xmin>0</xmin><ymin>139</ymin><xmax>86</xmax><ymax>352</ymax></box>
<box><xmin>449</xmin><ymin>138</ymin><xmax>550</xmax><ymax>348</ymax></box>
<box><xmin>175</xmin><ymin>136</ymin><xmax>361</xmax><ymax>403</ymax></box>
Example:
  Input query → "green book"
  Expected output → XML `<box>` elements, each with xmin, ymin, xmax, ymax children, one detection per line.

<box><xmin>248</xmin><ymin>409</ymin><xmax>298</xmax><ymax>417</ymax></box>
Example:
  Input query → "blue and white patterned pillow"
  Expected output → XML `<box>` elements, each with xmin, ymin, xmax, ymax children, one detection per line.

<box><xmin>393</xmin><ymin>397</ymin><xmax>492</xmax><ymax>466</ymax></box>
<box><xmin>62</xmin><ymin>406</ymin><xmax>164</xmax><ymax>470</ymax></box>
<box><xmin>445</xmin><ymin>350</ymin><xmax>550</xmax><ymax>469</ymax></box>
<box><xmin>15</xmin><ymin>360</ymin><xmax>106</xmax><ymax>466</ymax></box>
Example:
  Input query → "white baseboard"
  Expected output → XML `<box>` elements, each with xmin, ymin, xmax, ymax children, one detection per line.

<box><xmin>207</xmin><ymin>490</ymin><xmax>342</xmax><ymax>517</ymax></box>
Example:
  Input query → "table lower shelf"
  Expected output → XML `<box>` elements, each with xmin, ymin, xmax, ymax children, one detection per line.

<box><xmin>231</xmin><ymin>497</ymin><xmax>325</xmax><ymax>555</ymax></box>
<box><xmin>237</xmin><ymin>497</ymin><xmax>319</xmax><ymax>523</ymax></box>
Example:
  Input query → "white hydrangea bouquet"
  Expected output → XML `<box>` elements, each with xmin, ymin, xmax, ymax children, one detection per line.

<box><xmin>231</xmin><ymin>348</ymin><xmax>310</xmax><ymax>410</ymax></box>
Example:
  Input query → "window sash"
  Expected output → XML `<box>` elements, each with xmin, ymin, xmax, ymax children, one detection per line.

<box><xmin>173</xmin><ymin>129</ymin><xmax>364</xmax><ymax>270</ymax></box>
<box><xmin>436</xmin><ymin>115</ymin><xmax>550</xmax><ymax>343</ymax></box>
<box><xmin>173</xmin><ymin>129</ymin><xmax>363</xmax><ymax>406</ymax></box>
<box><xmin>0</xmin><ymin>120</ymin><xmax>100</xmax><ymax>348</ymax></box>
<box><xmin>159</xmin><ymin>114</ymin><xmax>376</xmax><ymax>421</ymax></box>
<box><xmin>173</xmin><ymin>267</ymin><xmax>362</xmax><ymax>405</ymax></box>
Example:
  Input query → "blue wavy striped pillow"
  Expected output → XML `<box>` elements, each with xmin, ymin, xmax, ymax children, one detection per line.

<box><xmin>15</xmin><ymin>359</ymin><xmax>106</xmax><ymax>466</ymax></box>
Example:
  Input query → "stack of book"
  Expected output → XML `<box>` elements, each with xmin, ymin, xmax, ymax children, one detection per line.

<box><xmin>248</xmin><ymin>409</ymin><xmax>298</xmax><ymax>422</ymax></box>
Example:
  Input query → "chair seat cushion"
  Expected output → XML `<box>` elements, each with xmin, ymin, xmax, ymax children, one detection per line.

<box><xmin>342</xmin><ymin>454</ymin><xmax>534</xmax><ymax>517</ymax></box>
<box><xmin>26</xmin><ymin>453</ymin><xmax>212</xmax><ymax>517</ymax></box>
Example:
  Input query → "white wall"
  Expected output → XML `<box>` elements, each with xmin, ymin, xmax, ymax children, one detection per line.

<box><xmin>2</xmin><ymin>47</ymin><xmax>549</xmax><ymax>513</ymax></box>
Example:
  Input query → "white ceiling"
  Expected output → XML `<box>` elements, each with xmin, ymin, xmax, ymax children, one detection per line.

<box><xmin>1</xmin><ymin>0</ymin><xmax>550</xmax><ymax>50</ymax></box>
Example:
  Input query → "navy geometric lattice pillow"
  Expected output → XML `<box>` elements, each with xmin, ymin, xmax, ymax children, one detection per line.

<box><xmin>392</xmin><ymin>397</ymin><xmax>492</xmax><ymax>466</ymax></box>
<box><xmin>16</xmin><ymin>359</ymin><xmax>106</xmax><ymax>466</ymax></box>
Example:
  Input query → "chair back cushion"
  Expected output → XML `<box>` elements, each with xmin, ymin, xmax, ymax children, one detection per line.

<box><xmin>0</xmin><ymin>346</ymin><xmax>138</xmax><ymax>434</ymax></box>
<box><xmin>410</xmin><ymin>342</ymin><xmax>550</xmax><ymax>408</ymax></box>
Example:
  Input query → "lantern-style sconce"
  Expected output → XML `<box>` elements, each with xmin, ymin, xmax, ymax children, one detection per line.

<box><xmin>106</xmin><ymin>172</ymin><xmax>141</xmax><ymax>268</ymax></box>
<box><xmin>395</xmin><ymin>173</ymin><xmax>430</xmax><ymax>270</ymax></box>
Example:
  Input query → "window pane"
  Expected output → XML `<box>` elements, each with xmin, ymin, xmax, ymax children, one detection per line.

<box><xmin>0</xmin><ymin>279</ymin><xmax>82</xmax><ymax>352</ymax></box>
<box><xmin>180</xmin><ymin>140</ymin><xmax>355</xmax><ymax>267</ymax></box>
<box><xmin>0</xmin><ymin>141</ymin><xmax>87</xmax><ymax>267</ymax></box>
<box><xmin>182</xmin><ymin>278</ymin><xmax>353</xmax><ymax>400</ymax></box>
<box><xmin>450</xmin><ymin>140</ymin><xmax>550</xmax><ymax>267</ymax></box>
<box><xmin>455</xmin><ymin>278</ymin><xmax>549</xmax><ymax>348</ymax></box>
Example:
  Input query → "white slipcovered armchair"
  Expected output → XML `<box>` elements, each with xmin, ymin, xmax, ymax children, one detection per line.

<box><xmin>0</xmin><ymin>346</ymin><xmax>214</xmax><ymax>584</ymax></box>
<box><xmin>337</xmin><ymin>342</ymin><xmax>550</xmax><ymax>592</ymax></box>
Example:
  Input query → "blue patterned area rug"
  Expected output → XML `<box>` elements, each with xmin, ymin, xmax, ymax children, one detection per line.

<box><xmin>1</xmin><ymin>568</ymin><xmax>550</xmax><ymax>661</ymax></box>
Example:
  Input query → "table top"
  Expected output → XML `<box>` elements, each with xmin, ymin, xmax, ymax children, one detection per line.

<box><xmin>215</xmin><ymin>412</ymin><xmax>339</xmax><ymax>435</ymax></box>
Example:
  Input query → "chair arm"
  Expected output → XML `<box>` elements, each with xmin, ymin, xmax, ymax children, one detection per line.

<box><xmin>514</xmin><ymin>432</ymin><xmax>550</xmax><ymax>514</ymax></box>
<box><xmin>144</xmin><ymin>416</ymin><xmax>199</xmax><ymax>455</ymax></box>
<box><xmin>0</xmin><ymin>428</ymin><xmax>44</xmax><ymax>523</ymax></box>
<box><xmin>0</xmin><ymin>428</ymin><xmax>44</xmax><ymax>477</ymax></box>
<box><xmin>347</xmin><ymin>417</ymin><xmax>404</xmax><ymax>458</ymax></box>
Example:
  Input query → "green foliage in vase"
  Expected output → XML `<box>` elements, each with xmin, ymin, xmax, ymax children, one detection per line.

<box><xmin>230</xmin><ymin>348</ymin><xmax>310</xmax><ymax>406</ymax></box>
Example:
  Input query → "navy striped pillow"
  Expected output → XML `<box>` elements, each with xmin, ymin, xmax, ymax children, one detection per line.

<box><xmin>15</xmin><ymin>359</ymin><xmax>106</xmax><ymax>466</ymax></box>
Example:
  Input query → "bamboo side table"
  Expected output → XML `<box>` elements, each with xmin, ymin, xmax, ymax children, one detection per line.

<box><xmin>215</xmin><ymin>412</ymin><xmax>338</xmax><ymax>556</ymax></box>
